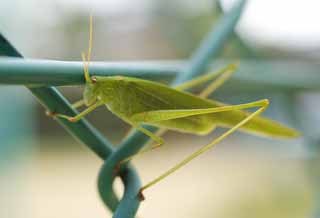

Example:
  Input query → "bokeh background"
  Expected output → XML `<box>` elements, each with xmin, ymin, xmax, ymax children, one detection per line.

<box><xmin>0</xmin><ymin>0</ymin><xmax>319</xmax><ymax>217</ymax></box>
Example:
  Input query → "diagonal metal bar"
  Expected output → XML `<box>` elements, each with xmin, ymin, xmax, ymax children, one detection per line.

<box><xmin>175</xmin><ymin>0</ymin><xmax>246</xmax><ymax>84</ymax></box>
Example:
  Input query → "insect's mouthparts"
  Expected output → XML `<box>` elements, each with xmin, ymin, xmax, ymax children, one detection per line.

<box><xmin>91</xmin><ymin>76</ymin><xmax>97</xmax><ymax>83</ymax></box>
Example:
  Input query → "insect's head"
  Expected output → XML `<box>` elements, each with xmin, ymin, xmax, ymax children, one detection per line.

<box><xmin>82</xmin><ymin>48</ymin><xmax>99</xmax><ymax>106</ymax></box>
<box><xmin>83</xmin><ymin>78</ymin><xmax>98</xmax><ymax>106</ymax></box>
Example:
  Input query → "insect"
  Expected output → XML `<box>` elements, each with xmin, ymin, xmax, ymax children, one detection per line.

<box><xmin>48</xmin><ymin>16</ymin><xmax>300</xmax><ymax>200</ymax></box>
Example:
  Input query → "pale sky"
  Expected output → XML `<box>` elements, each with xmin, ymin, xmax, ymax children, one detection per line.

<box><xmin>221</xmin><ymin>0</ymin><xmax>320</xmax><ymax>51</ymax></box>
<box><xmin>2</xmin><ymin>0</ymin><xmax>320</xmax><ymax>54</ymax></box>
<box><xmin>59</xmin><ymin>0</ymin><xmax>320</xmax><ymax>52</ymax></box>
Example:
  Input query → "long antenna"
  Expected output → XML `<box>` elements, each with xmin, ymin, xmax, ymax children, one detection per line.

<box><xmin>88</xmin><ymin>15</ymin><xmax>93</xmax><ymax>67</ymax></box>
<box><xmin>82</xmin><ymin>52</ymin><xmax>90</xmax><ymax>82</ymax></box>
<box><xmin>83</xmin><ymin>15</ymin><xmax>93</xmax><ymax>82</ymax></box>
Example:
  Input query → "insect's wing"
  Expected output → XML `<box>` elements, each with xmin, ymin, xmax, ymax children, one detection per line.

<box><xmin>122</xmin><ymin>77</ymin><xmax>217</xmax><ymax>134</ymax></box>
<box><xmin>125</xmin><ymin>77</ymin><xmax>299</xmax><ymax>138</ymax></box>
<box><xmin>206</xmin><ymin>99</ymin><xmax>300</xmax><ymax>138</ymax></box>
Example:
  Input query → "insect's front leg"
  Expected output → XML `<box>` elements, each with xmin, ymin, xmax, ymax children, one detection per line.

<box><xmin>119</xmin><ymin>124</ymin><xmax>165</xmax><ymax>164</ymax></box>
<box><xmin>71</xmin><ymin>99</ymin><xmax>85</xmax><ymax>109</ymax></box>
<box><xmin>46</xmin><ymin>101</ymin><xmax>103</xmax><ymax>122</ymax></box>
<box><xmin>115</xmin><ymin>121</ymin><xmax>165</xmax><ymax>164</ymax></box>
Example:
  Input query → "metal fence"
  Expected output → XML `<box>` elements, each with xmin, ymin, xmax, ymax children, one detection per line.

<box><xmin>0</xmin><ymin>0</ymin><xmax>319</xmax><ymax>217</ymax></box>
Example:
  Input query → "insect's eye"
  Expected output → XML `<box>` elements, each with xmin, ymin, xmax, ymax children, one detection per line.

<box><xmin>91</xmin><ymin>76</ymin><xmax>97</xmax><ymax>84</ymax></box>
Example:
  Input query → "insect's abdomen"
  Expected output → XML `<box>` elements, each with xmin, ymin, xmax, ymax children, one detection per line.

<box><xmin>152</xmin><ymin>117</ymin><xmax>216</xmax><ymax>135</ymax></box>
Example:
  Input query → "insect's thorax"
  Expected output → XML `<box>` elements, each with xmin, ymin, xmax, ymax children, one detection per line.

<box><xmin>94</xmin><ymin>80</ymin><xmax>142</xmax><ymax>118</ymax></box>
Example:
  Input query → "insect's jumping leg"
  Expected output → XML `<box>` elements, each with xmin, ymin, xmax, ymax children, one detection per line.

<box><xmin>47</xmin><ymin>101</ymin><xmax>103</xmax><ymax>122</ymax></box>
<box><xmin>198</xmin><ymin>66</ymin><xmax>235</xmax><ymax>98</ymax></box>
<box><xmin>133</xmin><ymin>99</ymin><xmax>269</xmax><ymax>199</ymax></box>
<box><xmin>174</xmin><ymin>62</ymin><xmax>238</xmax><ymax>93</ymax></box>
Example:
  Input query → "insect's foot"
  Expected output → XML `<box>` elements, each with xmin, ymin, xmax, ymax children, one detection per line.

<box><xmin>138</xmin><ymin>189</ymin><xmax>145</xmax><ymax>201</ymax></box>
<box><xmin>45</xmin><ymin>110</ymin><xmax>57</xmax><ymax>118</ymax></box>
<box><xmin>91</xmin><ymin>76</ymin><xmax>97</xmax><ymax>83</ymax></box>
<box><xmin>113</xmin><ymin>162</ymin><xmax>121</xmax><ymax>177</ymax></box>
<box><xmin>68</xmin><ymin>117</ymin><xmax>77</xmax><ymax>122</ymax></box>
<box><xmin>115</xmin><ymin>76</ymin><xmax>124</xmax><ymax>80</ymax></box>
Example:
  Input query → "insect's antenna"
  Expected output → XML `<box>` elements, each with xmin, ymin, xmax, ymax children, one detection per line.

<box><xmin>87</xmin><ymin>15</ymin><xmax>93</xmax><ymax>75</ymax></box>
<box><xmin>233</xmin><ymin>59</ymin><xmax>240</xmax><ymax>69</ymax></box>
<box><xmin>82</xmin><ymin>52</ymin><xmax>91</xmax><ymax>82</ymax></box>
<box><xmin>83</xmin><ymin>15</ymin><xmax>93</xmax><ymax>83</ymax></box>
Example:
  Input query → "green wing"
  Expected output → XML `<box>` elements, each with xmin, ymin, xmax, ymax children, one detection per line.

<box><xmin>123</xmin><ymin>77</ymin><xmax>300</xmax><ymax>138</ymax></box>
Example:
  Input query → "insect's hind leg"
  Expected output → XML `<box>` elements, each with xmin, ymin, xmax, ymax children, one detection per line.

<box><xmin>174</xmin><ymin>62</ymin><xmax>238</xmax><ymax>94</ymax></box>
<box><xmin>71</xmin><ymin>99</ymin><xmax>85</xmax><ymax>109</ymax></box>
<box><xmin>137</xmin><ymin>100</ymin><xmax>269</xmax><ymax>200</ymax></box>
<box><xmin>198</xmin><ymin>65</ymin><xmax>236</xmax><ymax>98</ymax></box>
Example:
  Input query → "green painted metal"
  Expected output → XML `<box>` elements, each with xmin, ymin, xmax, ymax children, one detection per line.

<box><xmin>278</xmin><ymin>93</ymin><xmax>320</xmax><ymax>217</ymax></box>
<box><xmin>176</xmin><ymin>0</ymin><xmax>246</xmax><ymax>83</ymax></box>
<box><xmin>0</xmin><ymin>59</ymin><xmax>319</xmax><ymax>92</ymax></box>
<box><xmin>0</xmin><ymin>86</ymin><xmax>34</xmax><ymax>160</ymax></box>
<box><xmin>0</xmin><ymin>59</ymin><xmax>179</xmax><ymax>85</ymax></box>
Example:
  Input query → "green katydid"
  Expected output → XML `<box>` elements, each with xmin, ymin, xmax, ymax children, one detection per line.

<box><xmin>48</xmin><ymin>16</ymin><xmax>300</xmax><ymax>200</ymax></box>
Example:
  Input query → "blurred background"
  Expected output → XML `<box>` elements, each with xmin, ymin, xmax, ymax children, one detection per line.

<box><xmin>0</xmin><ymin>0</ymin><xmax>319</xmax><ymax>217</ymax></box>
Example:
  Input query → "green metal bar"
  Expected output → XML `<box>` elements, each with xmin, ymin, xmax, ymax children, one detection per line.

<box><xmin>0</xmin><ymin>59</ymin><xmax>320</xmax><ymax>91</ymax></box>
<box><xmin>279</xmin><ymin>94</ymin><xmax>320</xmax><ymax>217</ymax></box>
<box><xmin>175</xmin><ymin>0</ymin><xmax>246</xmax><ymax>83</ymax></box>
<box><xmin>0</xmin><ymin>58</ymin><xmax>179</xmax><ymax>85</ymax></box>
<box><xmin>230</xmin><ymin>59</ymin><xmax>320</xmax><ymax>91</ymax></box>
